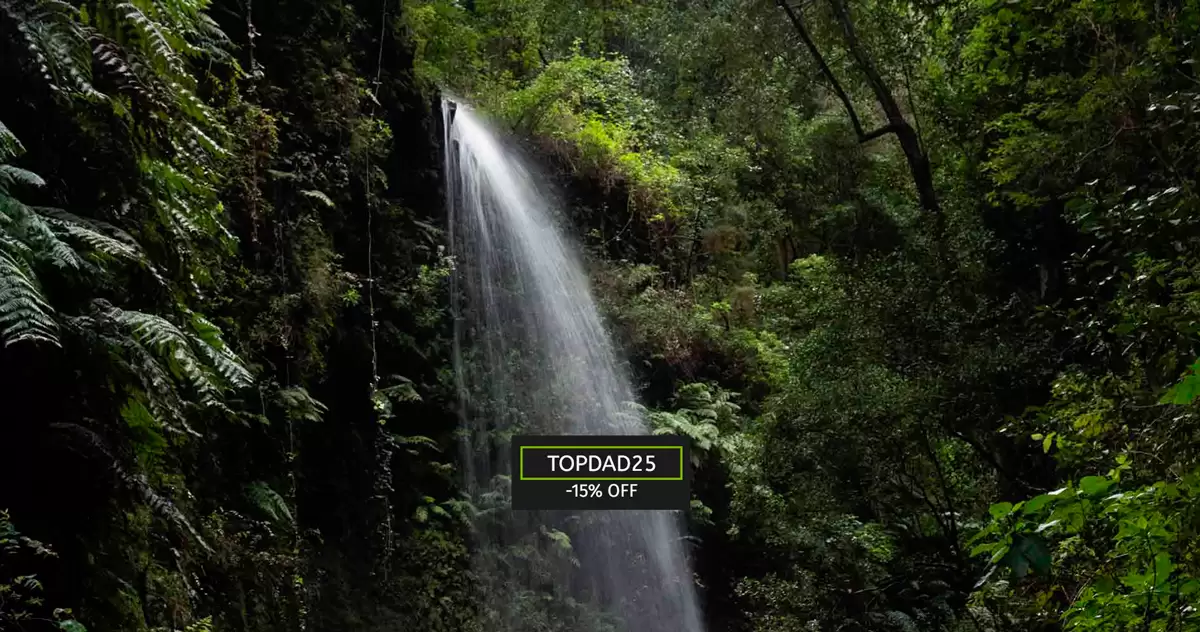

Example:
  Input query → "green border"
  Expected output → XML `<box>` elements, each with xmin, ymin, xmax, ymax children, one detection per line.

<box><xmin>518</xmin><ymin>446</ymin><xmax>684</xmax><ymax>481</ymax></box>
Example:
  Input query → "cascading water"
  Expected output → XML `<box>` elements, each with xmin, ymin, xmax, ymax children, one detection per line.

<box><xmin>444</xmin><ymin>99</ymin><xmax>704</xmax><ymax>632</ymax></box>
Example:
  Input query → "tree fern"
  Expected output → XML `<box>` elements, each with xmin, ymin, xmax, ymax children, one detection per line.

<box><xmin>189</xmin><ymin>313</ymin><xmax>252</xmax><ymax>387</ymax></box>
<box><xmin>106</xmin><ymin>306</ymin><xmax>251</xmax><ymax>408</ymax></box>
<box><xmin>0</xmin><ymin>0</ymin><xmax>103</xmax><ymax>101</ymax></box>
<box><xmin>0</xmin><ymin>248</ymin><xmax>58</xmax><ymax>346</ymax></box>
<box><xmin>40</xmin><ymin>208</ymin><xmax>142</xmax><ymax>263</ymax></box>
<box><xmin>0</xmin><ymin>124</ymin><xmax>159</xmax><ymax>346</ymax></box>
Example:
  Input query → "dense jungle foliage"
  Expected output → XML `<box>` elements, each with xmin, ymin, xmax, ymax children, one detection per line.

<box><xmin>3</xmin><ymin>0</ymin><xmax>1200</xmax><ymax>630</ymax></box>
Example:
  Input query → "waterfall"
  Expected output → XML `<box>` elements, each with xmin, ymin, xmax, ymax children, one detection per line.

<box><xmin>444</xmin><ymin>100</ymin><xmax>704</xmax><ymax>632</ymax></box>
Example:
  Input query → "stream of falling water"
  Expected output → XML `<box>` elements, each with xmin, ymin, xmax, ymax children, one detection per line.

<box><xmin>444</xmin><ymin>100</ymin><xmax>704</xmax><ymax>632</ymax></box>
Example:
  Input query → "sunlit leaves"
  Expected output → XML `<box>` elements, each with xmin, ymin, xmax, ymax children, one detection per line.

<box><xmin>971</xmin><ymin>469</ymin><xmax>1200</xmax><ymax>630</ymax></box>
<box><xmin>1161</xmin><ymin>359</ymin><xmax>1200</xmax><ymax>405</ymax></box>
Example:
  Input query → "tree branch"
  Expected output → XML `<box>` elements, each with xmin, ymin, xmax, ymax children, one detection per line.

<box><xmin>825</xmin><ymin>0</ymin><xmax>941</xmax><ymax>216</ymax></box>
<box><xmin>776</xmin><ymin>0</ymin><xmax>867</xmax><ymax>140</ymax></box>
<box><xmin>861</xmin><ymin>123</ymin><xmax>898</xmax><ymax>142</ymax></box>
<box><xmin>777</xmin><ymin>0</ymin><xmax>943</xmax><ymax>219</ymax></box>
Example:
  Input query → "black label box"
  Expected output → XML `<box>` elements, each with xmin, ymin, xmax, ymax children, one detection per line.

<box><xmin>511</xmin><ymin>435</ymin><xmax>691</xmax><ymax>510</ymax></box>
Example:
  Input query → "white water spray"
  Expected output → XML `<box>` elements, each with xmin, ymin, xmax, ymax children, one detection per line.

<box><xmin>444</xmin><ymin>100</ymin><xmax>703</xmax><ymax>632</ymax></box>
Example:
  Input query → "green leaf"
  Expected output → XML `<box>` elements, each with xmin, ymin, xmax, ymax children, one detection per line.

<box><xmin>1003</xmin><ymin>533</ymin><xmax>1051</xmax><ymax>578</ymax></box>
<box><xmin>1161</xmin><ymin>361</ymin><xmax>1200</xmax><ymax>404</ymax></box>
<box><xmin>970</xmin><ymin>542</ymin><xmax>998</xmax><ymax>556</ymax></box>
<box><xmin>1121</xmin><ymin>571</ymin><xmax>1150</xmax><ymax>590</ymax></box>
<box><xmin>1154</xmin><ymin>553</ymin><xmax>1174</xmax><ymax>584</ymax></box>
<box><xmin>1024</xmin><ymin>494</ymin><xmax>1053</xmax><ymax>513</ymax></box>
<box><xmin>989</xmin><ymin>502</ymin><xmax>1014</xmax><ymax>519</ymax></box>
<box><xmin>1079</xmin><ymin>475</ymin><xmax>1110</xmax><ymax>496</ymax></box>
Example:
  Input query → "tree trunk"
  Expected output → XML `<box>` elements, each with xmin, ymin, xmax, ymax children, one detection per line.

<box><xmin>825</xmin><ymin>0</ymin><xmax>941</xmax><ymax>218</ymax></box>
<box><xmin>777</xmin><ymin>0</ymin><xmax>943</xmax><ymax>224</ymax></box>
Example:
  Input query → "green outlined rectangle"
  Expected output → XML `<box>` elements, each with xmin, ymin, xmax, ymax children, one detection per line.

<box><xmin>518</xmin><ymin>446</ymin><xmax>684</xmax><ymax>481</ymax></box>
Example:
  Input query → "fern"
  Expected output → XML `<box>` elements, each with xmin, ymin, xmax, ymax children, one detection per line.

<box><xmin>49</xmin><ymin>422</ymin><xmax>211</xmax><ymax>554</ymax></box>
<box><xmin>8</xmin><ymin>204</ymin><xmax>86</xmax><ymax>271</ymax></box>
<box><xmin>140</xmin><ymin>158</ymin><xmax>226</xmax><ymax>246</ymax></box>
<box><xmin>245</xmin><ymin>481</ymin><xmax>294</xmax><ymax>526</ymax></box>
<box><xmin>40</xmin><ymin>208</ymin><xmax>143</xmax><ymax>262</ymax></box>
<box><xmin>0</xmin><ymin>123</ymin><xmax>161</xmax><ymax>347</ymax></box>
<box><xmin>0</xmin><ymin>0</ymin><xmax>103</xmax><ymax>101</ymax></box>
<box><xmin>0</xmin><ymin>120</ymin><xmax>22</xmax><ymax>158</ymax></box>
<box><xmin>300</xmin><ymin>189</ymin><xmax>336</xmax><ymax>208</ymax></box>
<box><xmin>0</xmin><ymin>249</ymin><xmax>58</xmax><ymax>346</ymax></box>
<box><xmin>0</xmin><ymin>168</ymin><xmax>69</xmax><ymax>345</ymax></box>
<box><xmin>116</xmin><ymin>2</ymin><xmax>187</xmax><ymax>80</ymax></box>
<box><xmin>275</xmin><ymin>387</ymin><xmax>328</xmax><ymax>423</ymax></box>
<box><xmin>189</xmin><ymin>313</ymin><xmax>252</xmax><ymax>387</ymax></box>
<box><xmin>107</xmin><ymin>307</ymin><xmax>251</xmax><ymax>408</ymax></box>
<box><xmin>0</xmin><ymin>165</ymin><xmax>46</xmax><ymax>190</ymax></box>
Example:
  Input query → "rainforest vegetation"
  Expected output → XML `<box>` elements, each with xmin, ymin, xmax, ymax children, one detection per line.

<box><xmin>2</xmin><ymin>0</ymin><xmax>1200</xmax><ymax>630</ymax></box>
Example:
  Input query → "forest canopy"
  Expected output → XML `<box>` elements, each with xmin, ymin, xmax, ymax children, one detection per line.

<box><xmin>2</xmin><ymin>0</ymin><xmax>1200</xmax><ymax>631</ymax></box>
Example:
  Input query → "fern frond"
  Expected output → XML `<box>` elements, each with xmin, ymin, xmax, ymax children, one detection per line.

<box><xmin>123</xmin><ymin>336</ymin><xmax>191</xmax><ymax>432</ymax></box>
<box><xmin>108</xmin><ymin>307</ymin><xmax>225</xmax><ymax>405</ymax></box>
<box><xmin>0</xmin><ymin>120</ymin><xmax>24</xmax><ymax>160</ymax></box>
<box><xmin>189</xmin><ymin>313</ymin><xmax>252</xmax><ymax>388</ymax></box>
<box><xmin>275</xmin><ymin>387</ymin><xmax>328</xmax><ymax>422</ymax></box>
<box><xmin>3</xmin><ymin>200</ymin><xmax>85</xmax><ymax>270</ymax></box>
<box><xmin>130</xmin><ymin>469</ymin><xmax>212</xmax><ymax>553</ymax></box>
<box><xmin>63</xmin><ymin>308</ymin><xmax>193</xmax><ymax>433</ymax></box>
<box><xmin>105</xmin><ymin>307</ymin><xmax>251</xmax><ymax>411</ymax></box>
<box><xmin>49</xmin><ymin>422</ymin><xmax>211</xmax><ymax>554</ymax></box>
<box><xmin>1</xmin><ymin>0</ymin><xmax>102</xmax><ymax>100</ymax></box>
<box><xmin>0</xmin><ymin>165</ymin><xmax>47</xmax><ymax>191</ymax></box>
<box><xmin>141</xmin><ymin>158</ymin><xmax>223</xmax><ymax>241</ymax></box>
<box><xmin>93</xmin><ymin>39</ymin><xmax>156</xmax><ymax>104</ymax></box>
<box><xmin>0</xmin><ymin>248</ymin><xmax>59</xmax><ymax>347</ymax></box>
<box><xmin>40</xmin><ymin>207</ymin><xmax>143</xmax><ymax>262</ymax></box>
<box><xmin>245</xmin><ymin>481</ymin><xmax>294</xmax><ymax>526</ymax></box>
<box><xmin>116</xmin><ymin>2</ymin><xmax>188</xmax><ymax>81</ymax></box>
<box><xmin>300</xmin><ymin>190</ymin><xmax>335</xmax><ymax>208</ymax></box>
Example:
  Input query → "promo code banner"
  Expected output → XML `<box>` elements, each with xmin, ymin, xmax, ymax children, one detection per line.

<box><xmin>511</xmin><ymin>435</ymin><xmax>690</xmax><ymax>510</ymax></box>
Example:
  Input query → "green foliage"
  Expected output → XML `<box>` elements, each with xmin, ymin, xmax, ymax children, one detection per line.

<box><xmin>245</xmin><ymin>481</ymin><xmax>293</xmax><ymax>527</ymax></box>
<box><xmin>0</xmin><ymin>510</ymin><xmax>86</xmax><ymax>631</ymax></box>
<box><xmin>0</xmin><ymin>127</ymin><xmax>143</xmax><ymax>347</ymax></box>
<box><xmin>648</xmin><ymin>382</ymin><xmax>741</xmax><ymax>459</ymax></box>
<box><xmin>972</xmin><ymin>468</ymin><xmax>1200</xmax><ymax>630</ymax></box>
<box><xmin>11</xmin><ymin>0</ymin><xmax>1200</xmax><ymax>630</ymax></box>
